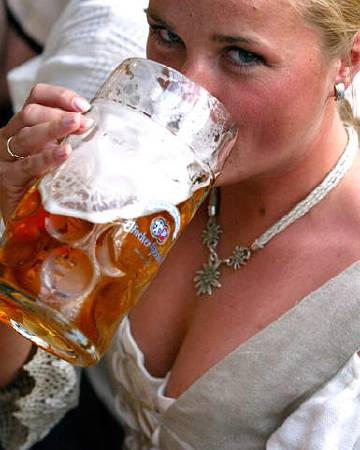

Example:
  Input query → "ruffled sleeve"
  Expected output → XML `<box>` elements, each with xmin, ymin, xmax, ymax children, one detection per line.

<box><xmin>0</xmin><ymin>348</ymin><xmax>80</xmax><ymax>450</ymax></box>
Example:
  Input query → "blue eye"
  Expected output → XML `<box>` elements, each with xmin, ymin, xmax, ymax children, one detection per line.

<box><xmin>224</xmin><ymin>47</ymin><xmax>263</xmax><ymax>68</ymax></box>
<box><xmin>149</xmin><ymin>25</ymin><xmax>183</xmax><ymax>47</ymax></box>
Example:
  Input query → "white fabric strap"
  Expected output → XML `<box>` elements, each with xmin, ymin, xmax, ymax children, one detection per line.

<box><xmin>253</xmin><ymin>127</ymin><xmax>358</xmax><ymax>250</ymax></box>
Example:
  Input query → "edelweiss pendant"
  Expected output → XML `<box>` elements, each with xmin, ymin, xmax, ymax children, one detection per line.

<box><xmin>227</xmin><ymin>246</ymin><xmax>252</xmax><ymax>269</ymax></box>
<box><xmin>193</xmin><ymin>187</ymin><xmax>255</xmax><ymax>296</ymax></box>
<box><xmin>194</xmin><ymin>261</ymin><xmax>221</xmax><ymax>296</ymax></box>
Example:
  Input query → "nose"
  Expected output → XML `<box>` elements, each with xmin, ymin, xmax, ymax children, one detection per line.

<box><xmin>179</xmin><ymin>56</ymin><xmax>217</xmax><ymax>97</ymax></box>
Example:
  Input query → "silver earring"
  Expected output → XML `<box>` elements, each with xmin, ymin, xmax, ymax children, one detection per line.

<box><xmin>334</xmin><ymin>82</ymin><xmax>345</xmax><ymax>101</ymax></box>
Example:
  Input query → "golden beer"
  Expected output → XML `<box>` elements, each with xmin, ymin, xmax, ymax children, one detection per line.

<box><xmin>0</xmin><ymin>58</ymin><xmax>237</xmax><ymax>366</ymax></box>
<box><xmin>0</xmin><ymin>184</ymin><xmax>208</xmax><ymax>366</ymax></box>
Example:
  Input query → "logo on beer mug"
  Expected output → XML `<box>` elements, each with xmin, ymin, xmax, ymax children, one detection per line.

<box><xmin>150</xmin><ymin>217</ymin><xmax>170</xmax><ymax>245</ymax></box>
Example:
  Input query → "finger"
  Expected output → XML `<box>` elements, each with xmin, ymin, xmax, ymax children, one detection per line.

<box><xmin>3</xmin><ymin>105</ymin><xmax>94</xmax><ymax>141</ymax></box>
<box><xmin>0</xmin><ymin>143</ymin><xmax>72</xmax><ymax>221</ymax></box>
<box><xmin>3</xmin><ymin>114</ymin><xmax>82</xmax><ymax>160</ymax></box>
<box><xmin>24</xmin><ymin>83</ymin><xmax>91</xmax><ymax>113</ymax></box>
<box><xmin>12</xmin><ymin>143</ymin><xmax>72</xmax><ymax>182</ymax></box>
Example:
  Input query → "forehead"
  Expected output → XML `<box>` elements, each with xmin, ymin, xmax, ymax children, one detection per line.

<box><xmin>148</xmin><ymin>0</ymin><xmax>302</xmax><ymax>31</ymax></box>
<box><xmin>147</xmin><ymin>0</ymin><xmax>318</xmax><ymax>59</ymax></box>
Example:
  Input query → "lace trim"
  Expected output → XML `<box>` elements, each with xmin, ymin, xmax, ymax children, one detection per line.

<box><xmin>0</xmin><ymin>362</ymin><xmax>35</xmax><ymax>450</ymax></box>
<box><xmin>0</xmin><ymin>348</ymin><xmax>79</xmax><ymax>450</ymax></box>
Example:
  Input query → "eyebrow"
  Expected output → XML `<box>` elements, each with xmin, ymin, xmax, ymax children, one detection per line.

<box><xmin>212</xmin><ymin>34</ymin><xmax>260</xmax><ymax>46</ymax></box>
<box><xmin>145</xmin><ymin>9</ymin><xmax>260</xmax><ymax>47</ymax></box>
<box><xmin>145</xmin><ymin>9</ymin><xmax>177</xmax><ymax>31</ymax></box>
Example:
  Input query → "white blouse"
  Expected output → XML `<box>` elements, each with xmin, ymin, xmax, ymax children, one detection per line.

<box><xmin>85</xmin><ymin>316</ymin><xmax>360</xmax><ymax>450</ymax></box>
<box><xmin>109</xmin><ymin>316</ymin><xmax>174</xmax><ymax>450</ymax></box>
<box><xmin>267</xmin><ymin>353</ymin><xmax>360</xmax><ymax>449</ymax></box>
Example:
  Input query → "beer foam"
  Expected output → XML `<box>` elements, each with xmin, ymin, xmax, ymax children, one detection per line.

<box><xmin>39</xmin><ymin>100</ymin><xmax>210</xmax><ymax>224</ymax></box>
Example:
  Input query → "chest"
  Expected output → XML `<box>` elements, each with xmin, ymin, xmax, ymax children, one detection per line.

<box><xmin>108</xmin><ymin>260</ymin><xmax>360</xmax><ymax>450</ymax></box>
<box><xmin>128</xmin><ymin>208</ymin><xmax>360</xmax><ymax>398</ymax></box>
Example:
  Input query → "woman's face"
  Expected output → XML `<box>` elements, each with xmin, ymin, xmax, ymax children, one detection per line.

<box><xmin>146</xmin><ymin>0</ymin><xmax>341</xmax><ymax>184</ymax></box>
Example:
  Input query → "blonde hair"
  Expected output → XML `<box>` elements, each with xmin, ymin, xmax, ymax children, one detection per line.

<box><xmin>296</xmin><ymin>0</ymin><xmax>360</xmax><ymax>128</ymax></box>
<box><xmin>299</xmin><ymin>0</ymin><xmax>360</xmax><ymax>58</ymax></box>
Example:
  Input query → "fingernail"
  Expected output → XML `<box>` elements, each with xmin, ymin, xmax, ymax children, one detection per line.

<box><xmin>81</xmin><ymin>117</ymin><xmax>95</xmax><ymax>129</ymax></box>
<box><xmin>54</xmin><ymin>144</ymin><xmax>71</xmax><ymax>160</ymax></box>
<box><xmin>73</xmin><ymin>97</ymin><xmax>91</xmax><ymax>112</ymax></box>
<box><xmin>63</xmin><ymin>113</ymin><xmax>79</xmax><ymax>126</ymax></box>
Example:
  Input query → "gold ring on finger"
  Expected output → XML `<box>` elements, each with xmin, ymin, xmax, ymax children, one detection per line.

<box><xmin>6</xmin><ymin>136</ymin><xmax>25</xmax><ymax>160</ymax></box>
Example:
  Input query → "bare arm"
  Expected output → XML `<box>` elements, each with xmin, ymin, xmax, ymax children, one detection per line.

<box><xmin>0</xmin><ymin>324</ymin><xmax>32</xmax><ymax>388</ymax></box>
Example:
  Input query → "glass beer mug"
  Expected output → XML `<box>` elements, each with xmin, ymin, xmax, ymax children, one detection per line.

<box><xmin>0</xmin><ymin>58</ymin><xmax>237</xmax><ymax>366</ymax></box>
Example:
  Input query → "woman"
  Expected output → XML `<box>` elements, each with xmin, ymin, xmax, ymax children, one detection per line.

<box><xmin>0</xmin><ymin>0</ymin><xmax>360</xmax><ymax>448</ymax></box>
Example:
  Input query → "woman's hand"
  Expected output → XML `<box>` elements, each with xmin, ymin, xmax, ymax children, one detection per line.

<box><xmin>0</xmin><ymin>83</ymin><xmax>94</xmax><ymax>222</ymax></box>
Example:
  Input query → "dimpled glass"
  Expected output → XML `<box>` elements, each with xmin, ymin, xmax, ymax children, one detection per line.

<box><xmin>0</xmin><ymin>58</ymin><xmax>237</xmax><ymax>366</ymax></box>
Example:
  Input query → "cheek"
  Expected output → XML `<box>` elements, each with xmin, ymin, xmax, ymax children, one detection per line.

<box><xmin>216</xmin><ymin>75</ymin><xmax>329</xmax><ymax>183</ymax></box>
<box><xmin>218</xmin><ymin>86</ymin><xmax>280</xmax><ymax>147</ymax></box>
<box><xmin>222</xmin><ymin>70</ymin><xmax>329</xmax><ymax>149</ymax></box>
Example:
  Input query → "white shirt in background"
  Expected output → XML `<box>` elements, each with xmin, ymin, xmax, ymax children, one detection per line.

<box><xmin>7</xmin><ymin>0</ymin><xmax>149</xmax><ymax>110</ymax></box>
